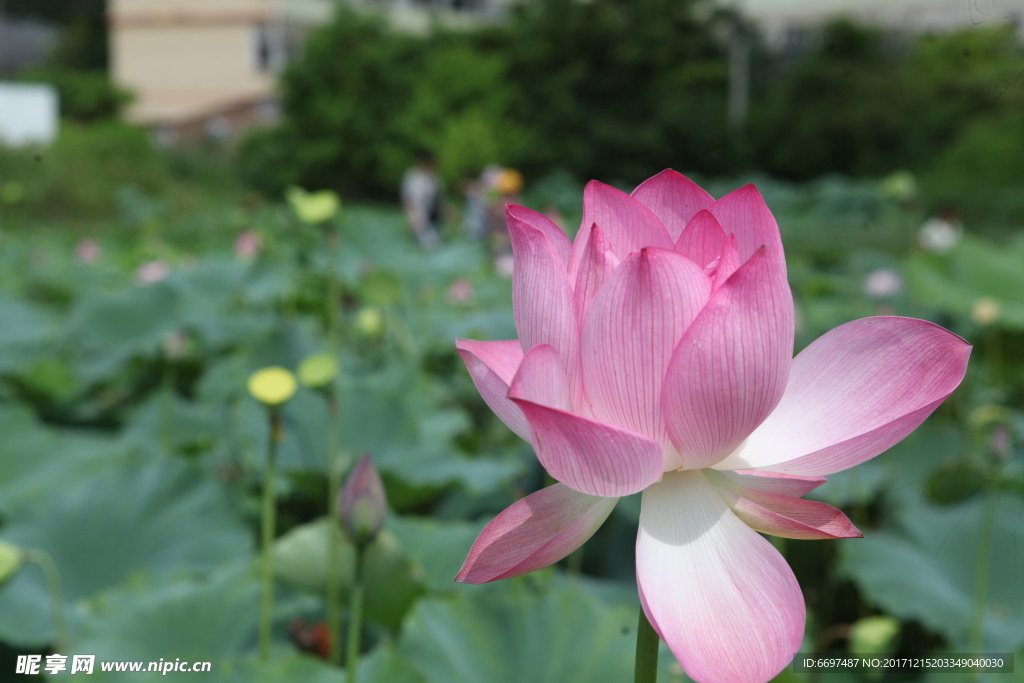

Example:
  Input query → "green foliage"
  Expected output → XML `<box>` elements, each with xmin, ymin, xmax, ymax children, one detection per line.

<box><xmin>239</xmin><ymin>0</ymin><xmax>729</xmax><ymax>197</ymax></box>
<box><xmin>919</xmin><ymin>110</ymin><xmax>1024</xmax><ymax>226</ymax></box>
<box><xmin>0</xmin><ymin>123</ymin><xmax>243</xmax><ymax>224</ymax></box>
<box><xmin>237</xmin><ymin>9</ymin><xmax>526</xmax><ymax>198</ymax></box>
<box><xmin>20</xmin><ymin>68</ymin><xmax>132</xmax><ymax>122</ymax></box>
<box><xmin>502</xmin><ymin>0</ymin><xmax>733</xmax><ymax>181</ymax></box>
<box><xmin>751</xmin><ymin>21</ymin><xmax>929</xmax><ymax>179</ymax></box>
<box><xmin>752</xmin><ymin>21</ymin><xmax>1024</xmax><ymax>195</ymax></box>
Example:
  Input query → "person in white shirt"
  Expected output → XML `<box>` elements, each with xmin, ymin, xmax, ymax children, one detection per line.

<box><xmin>401</xmin><ymin>152</ymin><xmax>443</xmax><ymax>249</ymax></box>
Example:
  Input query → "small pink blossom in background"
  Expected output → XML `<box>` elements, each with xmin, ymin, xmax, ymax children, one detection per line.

<box><xmin>494</xmin><ymin>253</ymin><xmax>514</xmax><ymax>278</ymax></box>
<box><xmin>162</xmin><ymin>330</ymin><xmax>189</xmax><ymax>360</ymax></box>
<box><xmin>447</xmin><ymin>278</ymin><xmax>474</xmax><ymax>304</ymax></box>
<box><xmin>863</xmin><ymin>268</ymin><xmax>902</xmax><ymax>299</ymax></box>
<box><xmin>74</xmin><ymin>238</ymin><xmax>102</xmax><ymax>264</ymax></box>
<box><xmin>135</xmin><ymin>260</ymin><xmax>170</xmax><ymax>285</ymax></box>
<box><xmin>234</xmin><ymin>230</ymin><xmax>262</xmax><ymax>260</ymax></box>
<box><xmin>455</xmin><ymin>170</ymin><xmax>970</xmax><ymax>683</ymax></box>
<box><xmin>989</xmin><ymin>424</ymin><xmax>1011</xmax><ymax>459</ymax></box>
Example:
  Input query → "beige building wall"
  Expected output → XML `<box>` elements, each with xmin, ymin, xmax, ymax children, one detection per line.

<box><xmin>110</xmin><ymin>0</ymin><xmax>283</xmax><ymax>126</ymax></box>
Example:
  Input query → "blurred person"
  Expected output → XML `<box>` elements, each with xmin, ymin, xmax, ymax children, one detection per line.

<box><xmin>464</xmin><ymin>164</ymin><xmax>502</xmax><ymax>241</ymax></box>
<box><xmin>401</xmin><ymin>151</ymin><xmax>443</xmax><ymax>249</ymax></box>
<box><xmin>918</xmin><ymin>205</ymin><xmax>963</xmax><ymax>253</ymax></box>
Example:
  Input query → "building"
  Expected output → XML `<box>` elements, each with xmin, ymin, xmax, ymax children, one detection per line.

<box><xmin>738</xmin><ymin>0</ymin><xmax>1024</xmax><ymax>49</ymax></box>
<box><xmin>107</xmin><ymin>0</ymin><xmax>513</xmax><ymax>142</ymax></box>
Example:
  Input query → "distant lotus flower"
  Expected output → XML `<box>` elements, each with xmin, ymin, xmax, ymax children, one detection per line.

<box><xmin>135</xmin><ymin>260</ymin><xmax>170</xmax><ymax>285</ymax></box>
<box><xmin>337</xmin><ymin>454</ymin><xmax>387</xmax><ymax>549</ymax></box>
<box><xmin>863</xmin><ymin>269</ymin><xmax>902</xmax><ymax>299</ymax></box>
<box><xmin>455</xmin><ymin>171</ymin><xmax>971</xmax><ymax>683</ymax></box>
<box><xmin>74</xmin><ymin>238</ymin><xmax>102</xmax><ymax>264</ymax></box>
<box><xmin>447</xmin><ymin>277</ymin><xmax>474</xmax><ymax>304</ymax></box>
<box><xmin>234</xmin><ymin>230</ymin><xmax>261</xmax><ymax>260</ymax></box>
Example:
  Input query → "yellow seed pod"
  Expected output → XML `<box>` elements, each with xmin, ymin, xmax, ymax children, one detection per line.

<box><xmin>247</xmin><ymin>367</ymin><xmax>298</xmax><ymax>406</ymax></box>
<box><xmin>298</xmin><ymin>353</ymin><xmax>339</xmax><ymax>389</ymax></box>
<box><xmin>286</xmin><ymin>186</ymin><xmax>341</xmax><ymax>225</ymax></box>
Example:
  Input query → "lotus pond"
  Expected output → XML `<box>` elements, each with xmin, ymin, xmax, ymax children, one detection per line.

<box><xmin>0</xmin><ymin>175</ymin><xmax>1022</xmax><ymax>682</ymax></box>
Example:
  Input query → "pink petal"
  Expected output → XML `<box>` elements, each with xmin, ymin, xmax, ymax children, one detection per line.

<box><xmin>707</xmin><ymin>184</ymin><xmax>785</xmax><ymax>273</ymax></box>
<box><xmin>568</xmin><ymin>181</ymin><xmax>673</xmax><ymax>281</ymax></box>
<box><xmin>636</xmin><ymin>471</ymin><xmax>804</xmax><ymax>683</ymax></box>
<box><xmin>722</xmin><ymin>488</ymin><xmax>862</xmax><ymax>540</ymax></box>
<box><xmin>722</xmin><ymin>470</ymin><xmax>827</xmax><ymax>497</ymax></box>
<box><xmin>673</xmin><ymin>210</ymin><xmax>727</xmax><ymax>271</ymax></box>
<box><xmin>631</xmin><ymin>169</ymin><xmax>715</xmax><ymax>242</ymax></box>
<box><xmin>581</xmin><ymin>248</ymin><xmax>711</xmax><ymax>454</ymax></box>
<box><xmin>711</xmin><ymin>235</ymin><xmax>740</xmax><ymax>290</ymax></box>
<box><xmin>507</xmin><ymin>204</ymin><xmax>571</xmax><ymax>267</ymax></box>
<box><xmin>573</xmin><ymin>224</ymin><xmax>620</xmax><ymax>327</ymax></box>
<box><xmin>509</xmin><ymin>390</ymin><xmax>664</xmax><ymax>498</ymax></box>
<box><xmin>456</xmin><ymin>483</ymin><xmax>617</xmax><ymax>583</ymax></box>
<box><xmin>661</xmin><ymin>248</ymin><xmax>794</xmax><ymax>469</ymax></box>
<box><xmin>456</xmin><ymin>339</ymin><xmax>530</xmax><ymax>441</ymax></box>
<box><xmin>717</xmin><ymin>317</ymin><xmax>972</xmax><ymax>474</ymax></box>
<box><xmin>508</xmin><ymin>215</ymin><xmax>580</xmax><ymax>391</ymax></box>
<box><xmin>508</xmin><ymin>344</ymin><xmax>571</xmax><ymax>412</ymax></box>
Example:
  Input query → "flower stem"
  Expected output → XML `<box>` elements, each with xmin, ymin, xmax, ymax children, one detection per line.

<box><xmin>326</xmin><ymin>387</ymin><xmax>343</xmax><ymax>665</ymax></box>
<box><xmin>346</xmin><ymin>548</ymin><xmax>366</xmax><ymax>683</ymax></box>
<box><xmin>967</xmin><ymin>481</ymin><xmax>998</xmax><ymax>659</ymax></box>
<box><xmin>635</xmin><ymin>606</ymin><xmax>660</xmax><ymax>683</ymax></box>
<box><xmin>24</xmin><ymin>549</ymin><xmax>67</xmax><ymax>653</ymax></box>
<box><xmin>259</xmin><ymin>408</ymin><xmax>282</xmax><ymax>661</ymax></box>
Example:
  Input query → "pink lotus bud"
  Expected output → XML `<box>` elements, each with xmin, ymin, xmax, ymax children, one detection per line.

<box><xmin>337</xmin><ymin>454</ymin><xmax>387</xmax><ymax>549</ymax></box>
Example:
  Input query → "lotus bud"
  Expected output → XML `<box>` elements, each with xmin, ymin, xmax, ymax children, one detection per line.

<box><xmin>0</xmin><ymin>539</ymin><xmax>24</xmax><ymax>587</ymax></box>
<box><xmin>337</xmin><ymin>454</ymin><xmax>387</xmax><ymax>549</ymax></box>
<box><xmin>247</xmin><ymin>367</ymin><xmax>298</xmax><ymax>406</ymax></box>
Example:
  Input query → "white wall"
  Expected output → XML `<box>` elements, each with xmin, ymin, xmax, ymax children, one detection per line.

<box><xmin>0</xmin><ymin>83</ymin><xmax>59</xmax><ymax>147</ymax></box>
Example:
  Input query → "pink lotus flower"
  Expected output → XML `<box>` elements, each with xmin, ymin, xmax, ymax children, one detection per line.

<box><xmin>454</xmin><ymin>171</ymin><xmax>970</xmax><ymax>683</ymax></box>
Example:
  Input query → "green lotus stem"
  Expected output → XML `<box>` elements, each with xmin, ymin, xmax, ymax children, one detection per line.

<box><xmin>24</xmin><ymin>549</ymin><xmax>67</xmax><ymax>653</ymax></box>
<box><xmin>325</xmin><ymin>226</ymin><xmax>343</xmax><ymax>351</ymax></box>
<box><xmin>346</xmin><ymin>548</ymin><xmax>366</xmax><ymax>683</ymax></box>
<box><xmin>326</xmin><ymin>387</ymin><xmax>343</xmax><ymax>665</ymax></box>
<box><xmin>259</xmin><ymin>408</ymin><xmax>283</xmax><ymax>661</ymax></box>
<box><xmin>967</xmin><ymin>480</ymin><xmax>997</xmax><ymax>662</ymax></box>
<box><xmin>635</xmin><ymin>606</ymin><xmax>660</xmax><ymax>683</ymax></box>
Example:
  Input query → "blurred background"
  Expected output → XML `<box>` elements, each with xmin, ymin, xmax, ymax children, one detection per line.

<box><xmin>0</xmin><ymin>1</ymin><xmax>1022</xmax><ymax>681</ymax></box>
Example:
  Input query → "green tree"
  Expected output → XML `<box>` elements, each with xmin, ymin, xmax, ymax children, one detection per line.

<box><xmin>750</xmin><ymin>20</ymin><xmax>929</xmax><ymax>180</ymax></box>
<box><xmin>500</xmin><ymin>0</ymin><xmax>734</xmax><ymax>183</ymax></box>
<box><xmin>238</xmin><ymin>8</ymin><xmax>523</xmax><ymax>198</ymax></box>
